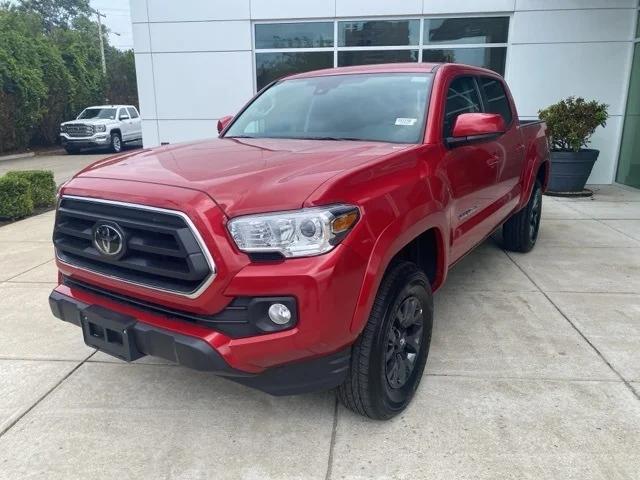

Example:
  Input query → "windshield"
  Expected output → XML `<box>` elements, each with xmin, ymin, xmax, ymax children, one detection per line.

<box><xmin>224</xmin><ymin>73</ymin><xmax>433</xmax><ymax>144</ymax></box>
<box><xmin>78</xmin><ymin>108</ymin><xmax>117</xmax><ymax>120</ymax></box>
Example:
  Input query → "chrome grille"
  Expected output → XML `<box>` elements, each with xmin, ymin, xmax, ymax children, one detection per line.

<box><xmin>53</xmin><ymin>197</ymin><xmax>215</xmax><ymax>297</ymax></box>
<box><xmin>66</xmin><ymin>124</ymin><xmax>94</xmax><ymax>137</ymax></box>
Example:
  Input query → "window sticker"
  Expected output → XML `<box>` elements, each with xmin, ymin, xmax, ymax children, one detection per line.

<box><xmin>395</xmin><ymin>118</ymin><xmax>418</xmax><ymax>126</ymax></box>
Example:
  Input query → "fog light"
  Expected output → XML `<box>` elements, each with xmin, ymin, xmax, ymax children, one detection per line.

<box><xmin>268</xmin><ymin>303</ymin><xmax>291</xmax><ymax>325</ymax></box>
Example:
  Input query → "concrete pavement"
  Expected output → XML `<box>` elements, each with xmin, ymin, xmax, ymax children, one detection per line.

<box><xmin>0</xmin><ymin>146</ymin><xmax>140</xmax><ymax>185</ymax></box>
<box><xmin>0</xmin><ymin>185</ymin><xmax>638</xmax><ymax>479</ymax></box>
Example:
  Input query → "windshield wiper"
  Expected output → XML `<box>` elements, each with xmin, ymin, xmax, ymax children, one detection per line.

<box><xmin>225</xmin><ymin>135</ymin><xmax>256</xmax><ymax>139</ymax></box>
<box><xmin>297</xmin><ymin>136</ymin><xmax>364</xmax><ymax>141</ymax></box>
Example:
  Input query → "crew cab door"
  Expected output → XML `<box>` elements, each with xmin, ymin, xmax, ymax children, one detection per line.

<box><xmin>127</xmin><ymin>107</ymin><xmax>142</xmax><ymax>140</ymax></box>
<box><xmin>118</xmin><ymin>107</ymin><xmax>133</xmax><ymax>141</ymax></box>
<box><xmin>475</xmin><ymin>76</ymin><xmax>525</xmax><ymax>219</ymax></box>
<box><xmin>440</xmin><ymin>76</ymin><xmax>501</xmax><ymax>262</ymax></box>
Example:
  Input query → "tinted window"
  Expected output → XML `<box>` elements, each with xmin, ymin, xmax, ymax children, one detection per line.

<box><xmin>127</xmin><ymin>107</ymin><xmax>139</xmax><ymax>119</ymax></box>
<box><xmin>478</xmin><ymin>77</ymin><xmax>512</xmax><ymax>124</ymax></box>
<box><xmin>338</xmin><ymin>50</ymin><xmax>418</xmax><ymax>67</ymax></box>
<box><xmin>78</xmin><ymin>108</ymin><xmax>116</xmax><ymax>120</ymax></box>
<box><xmin>339</xmin><ymin>20</ymin><xmax>420</xmax><ymax>47</ymax></box>
<box><xmin>256</xmin><ymin>52</ymin><xmax>334</xmax><ymax>90</ymax></box>
<box><xmin>255</xmin><ymin>23</ymin><xmax>334</xmax><ymax>49</ymax></box>
<box><xmin>443</xmin><ymin>76</ymin><xmax>481</xmax><ymax>137</ymax></box>
<box><xmin>422</xmin><ymin>47</ymin><xmax>507</xmax><ymax>75</ymax></box>
<box><xmin>424</xmin><ymin>17</ymin><xmax>509</xmax><ymax>45</ymax></box>
<box><xmin>225</xmin><ymin>73</ymin><xmax>433</xmax><ymax>144</ymax></box>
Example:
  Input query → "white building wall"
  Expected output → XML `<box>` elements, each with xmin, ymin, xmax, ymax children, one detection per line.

<box><xmin>130</xmin><ymin>0</ymin><xmax>638</xmax><ymax>184</ymax></box>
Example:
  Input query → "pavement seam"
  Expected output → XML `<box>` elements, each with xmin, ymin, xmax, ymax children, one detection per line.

<box><xmin>504</xmin><ymin>250</ymin><xmax>640</xmax><ymax>401</ymax></box>
<box><xmin>424</xmin><ymin>373</ymin><xmax>624</xmax><ymax>383</ymax></box>
<box><xmin>0</xmin><ymin>350</ymin><xmax>97</xmax><ymax>438</ymax></box>
<box><xmin>324</xmin><ymin>397</ymin><xmax>339</xmax><ymax>480</ymax></box>
<box><xmin>2</xmin><ymin>258</ymin><xmax>53</xmax><ymax>283</ymax></box>
<box><xmin>592</xmin><ymin>218</ymin><xmax>640</xmax><ymax>245</ymax></box>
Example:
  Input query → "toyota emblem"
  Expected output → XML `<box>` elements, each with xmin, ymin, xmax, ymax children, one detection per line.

<box><xmin>93</xmin><ymin>223</ymin><xmax>124</xmax><ymax>257</ymax></box>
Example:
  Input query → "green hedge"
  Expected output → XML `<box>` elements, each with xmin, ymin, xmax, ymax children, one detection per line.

<box><xmin>6</xmin><ymin>170</ymin><xmax>55</xmax><ymax>207</ymax></box>
<box><xmin>0</xmin><ymin>175</ymin><xmax>33</xmax><ymax>219</ymax></box>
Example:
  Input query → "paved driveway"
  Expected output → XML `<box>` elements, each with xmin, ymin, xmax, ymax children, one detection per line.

<box><xmin>0</xmin><ymin>185</ymin><xmax>639</xmax><ymax>479</ymax></box>
<box><xmin>0</xmin><ymin>146</ymin><xmax>140</xmax><ymax>185</ymax></box>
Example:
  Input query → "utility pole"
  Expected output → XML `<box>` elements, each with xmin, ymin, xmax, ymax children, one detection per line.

<box><xmin>94</xmin><ymin>9</ymin><xmax>107</xmax><ymax>76</ymax></box>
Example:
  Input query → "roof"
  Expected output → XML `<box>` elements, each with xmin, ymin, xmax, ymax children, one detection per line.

<box><xmin>283</xmin><ymin>62</ymin><xmax>502</xmax><ymax>82</ymax></box>
<box><xmin>287</xmin><ymin>63</ymin><xmax>441</xmax><ymax>81</ymax></box>
<box><xmin>85</xmin><ymin>105</ymin><xmax>137</xmax><ymax>109</ymax></box>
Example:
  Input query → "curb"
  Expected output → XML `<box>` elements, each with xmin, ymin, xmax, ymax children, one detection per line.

<box><xmin>0</xmin><ymin>152</ymin><xmax>35</xmax><ymax>162</ymax></box>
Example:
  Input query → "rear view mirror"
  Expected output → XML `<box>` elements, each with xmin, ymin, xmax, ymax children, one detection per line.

<box><xmin>217</xmin><ymin>115</ymin><xmax>233</xmax><ymax>134</ymax></box>
<box><xmin>448</xmin><ymin>113</ymin><xmax>506</xmax><ymax>147</ymax></box>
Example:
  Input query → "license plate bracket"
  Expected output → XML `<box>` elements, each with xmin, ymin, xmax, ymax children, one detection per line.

<box><xmin>80</xmin><ymin>305</ymin><xmax>144</xmax><ymax>362</ymax></box>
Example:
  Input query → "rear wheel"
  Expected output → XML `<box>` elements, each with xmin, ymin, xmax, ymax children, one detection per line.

<box><xmin>337</xmin><ymin>261</ymin><xmax>433</xmax><ymax>420</ymax></box>
<box><xmin>503</xmin><ymin>180</ymin><xmax>542</xmax><ymax>253</ymax></box>
<box><xmin>110</xmin><ymin>132</ymin><xmax>122</xmax><ymax>153</ymax></box>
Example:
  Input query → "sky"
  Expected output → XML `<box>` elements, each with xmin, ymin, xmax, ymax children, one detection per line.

<box><xmin>89</xmin><ymin>0</ymin><xmax>133</xmax><ymax>50</ymax></box>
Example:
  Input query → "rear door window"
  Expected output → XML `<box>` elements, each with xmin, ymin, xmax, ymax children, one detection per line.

<box><xmin>478</xmin><ymin>77</ymin><xmax>512</xmax><ymax>125</ymax></box>
<box><xmin>443</xmin><ymin>76</ymin><xmax>482</xmax><ymax>137</ymax></box>
<box><xmin>127</xmin><ymin>107</ymin><xmax>139</xmax><ymax>119</ymax></box>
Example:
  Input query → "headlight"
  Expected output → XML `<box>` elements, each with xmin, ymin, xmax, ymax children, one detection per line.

<box><xmin>228</xmin><ymin>205</ymin><xmax>359</xmax><ymax>258</ymax></box>
<box><xmin>60</xmin><ymin>125</ymin><xmax>67</xmax><ymax>132</ymax></box>
<box><xmin>95</xmin><ymin>125</ymin><xmax>106</xmax><ymax>132</ymax></box>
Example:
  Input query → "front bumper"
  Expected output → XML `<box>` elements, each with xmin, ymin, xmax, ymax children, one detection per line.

<box><xmin>60</xmin><ymin>133</ymin><xmax>110</xmax><ymax>148</ymax></box>
<box><xmin>49</xmin><ymin>290</ymin><xmax>351</xmax><ymax>395</ymax></box>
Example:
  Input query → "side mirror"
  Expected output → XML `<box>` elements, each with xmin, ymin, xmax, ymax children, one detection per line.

<box><xmin>448</xmin><ymin>113</ymin><xmax>506</xmax><ymax>147</ymax></box>
<box><xmin>120</xmin><ymin>114</ymin><xmax>130</xmax><ymax>121</ymax></box>
<box><xmin>217</xmin><ymin>115</ymin><xmax>233</xmax><ymax>134</ymax></box>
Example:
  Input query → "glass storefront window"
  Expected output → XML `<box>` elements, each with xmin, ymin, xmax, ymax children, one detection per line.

<box><xmin>616</xmin><ymin>42</ymin><xmax>640</xmax><ymax>188</ymax></box>
<box><xmin>338</xmin><ymin>50</ymin><xmax>419</xmax><ymax>66</ymax></box>
<box><xmin>422</xmin><ymin>47</ymin><xmax>507</xmax><ymax>75</ymax></box>
<box><xmin>424</xmin><ymin>17</ymin><xmax>509</xmax><ymax>45</ymax></box>
<box><xmin>255</xmin><ymin>23</ymin><xmax>334</xmax><ymax>49</ymax></box>
<box><xmin>256</xmin><ymin>52</ymin><xmax>334</xmax><ymax>90</ymax></box>
<box><xmin>338</xmin><ymin>20</ymin><xmax>420</xmax><ymax>47</ymax></box>
<box><xmin>254</xmin><ymin>17</ymin><xmax>510</xmax><ymax>90</ymax></box>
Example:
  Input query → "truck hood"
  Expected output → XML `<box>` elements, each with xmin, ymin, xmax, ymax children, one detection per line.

<box><xmin>74</xmin><ymin>137</ymin><xmax>413</xmax><ymax>217</ymax></box>
<box><xmin>62</xmin><ymin>118</ymin><xmax>114</xmax><ymax>126</ymax></box>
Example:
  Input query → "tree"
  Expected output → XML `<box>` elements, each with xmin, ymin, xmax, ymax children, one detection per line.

<box><xmin>17</xmin><ymin>0</ymin><xmax>91</xmax><ymax>31</ymax></box>
<box><xmin>0</xmin><ymin>7</ymin><xmax>48</xmax><ymax>151</ymax></box>
<box><xmin>0</xmin><ymin>2</ymin><xmax>139</xmax><ymax>153</ymax></box>
<box><xmin>105</xmin><ymin>46</ymin><xmax>138</xmax><ymax>105</ymax></box>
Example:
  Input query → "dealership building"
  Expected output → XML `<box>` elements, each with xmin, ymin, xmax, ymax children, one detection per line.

<box><xmin>130</xmin><ymin>0</ymin><xmax>640</xmax><ymax>188</ymax></box>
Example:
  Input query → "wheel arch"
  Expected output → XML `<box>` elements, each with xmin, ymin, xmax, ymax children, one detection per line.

<box><xmin>349</xmin><ymin>220</ymin><xmax>448</xmax><ymax>337</ymax></box>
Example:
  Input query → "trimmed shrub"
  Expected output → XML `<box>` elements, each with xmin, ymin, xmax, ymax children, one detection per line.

<box><xmin>6</xmin><ymin>170</ymin><xmax>56</xmax><ymax>207</ymax></box>
<box><xmin>538</xmin><ymin>97</ymin><xmax>609</xmax><ymax>152</ymax></box>
<box><xmin>0</xmin><ymin>175</ymin><xmax>33</xmax><ymax>219</ymax></box>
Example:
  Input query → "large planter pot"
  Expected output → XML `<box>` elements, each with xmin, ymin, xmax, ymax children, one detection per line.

<box><xmin>547</xmin><ymin>149</ymin><xmax>599</xmax><ymax>193</ymax></box>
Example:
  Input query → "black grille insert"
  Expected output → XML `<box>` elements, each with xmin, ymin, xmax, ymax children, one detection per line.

<box><xmin>54</xmin><ymin>197</ymin><xmax>214</xmax><ymax>295</ymax></box>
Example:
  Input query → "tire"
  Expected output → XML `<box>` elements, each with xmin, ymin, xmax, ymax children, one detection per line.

<box><xmin>503</xmin><ymin>180</ymin><xmax>542</xmax><ymax>253</ymax></box>
<box><xmin>110</xmin><ymin>132</ymin><xmax>122</xmax><ymax>153</ymax></box>
<box><xmin>65</xmin><ymin>147</ymin><xmax>79</xmax><ymax>155</ymax></box>
<box><xmin>337</xmin><ymin>261</ymin><xmax>433</xmax><ymax>420</ymax></box>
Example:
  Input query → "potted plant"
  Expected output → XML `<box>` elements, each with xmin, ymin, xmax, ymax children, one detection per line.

<box><xmin>538</xmin><ymin>97</ymin><xmax>608</xmax><ymax>194</ymax></box>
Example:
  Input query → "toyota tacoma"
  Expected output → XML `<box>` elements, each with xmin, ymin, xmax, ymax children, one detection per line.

<box><xmin>49</xmin><ymin>63</ymin><xmax>549</xmax><ymax>419</ymax></box>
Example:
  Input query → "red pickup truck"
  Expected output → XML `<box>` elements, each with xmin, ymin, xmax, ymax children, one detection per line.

<box><xmin>49</xmin><ymin>63</ymin><xmax>549</xmax><ymax>419</ymax></box>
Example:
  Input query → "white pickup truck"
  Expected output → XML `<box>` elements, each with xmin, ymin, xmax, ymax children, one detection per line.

<box><xmin>60</xmin><ymin>105</ymin><xmax>142</xmax><ymax>154</ymax></box>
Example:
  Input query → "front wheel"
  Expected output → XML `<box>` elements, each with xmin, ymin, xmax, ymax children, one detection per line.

<box><xmin>337</xmin><ymin>261</ymin><xmax>433</xmax><ymax>420</ymax></box>
<box><xmin>110</xmin><ymin>132</ymin><xmax>122</xmax><ymax>153</ymax></box>
<box><xmin>502</xmin><ymin>180</ymin><xmax>542</xmax><ymax>253</ymax></box>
